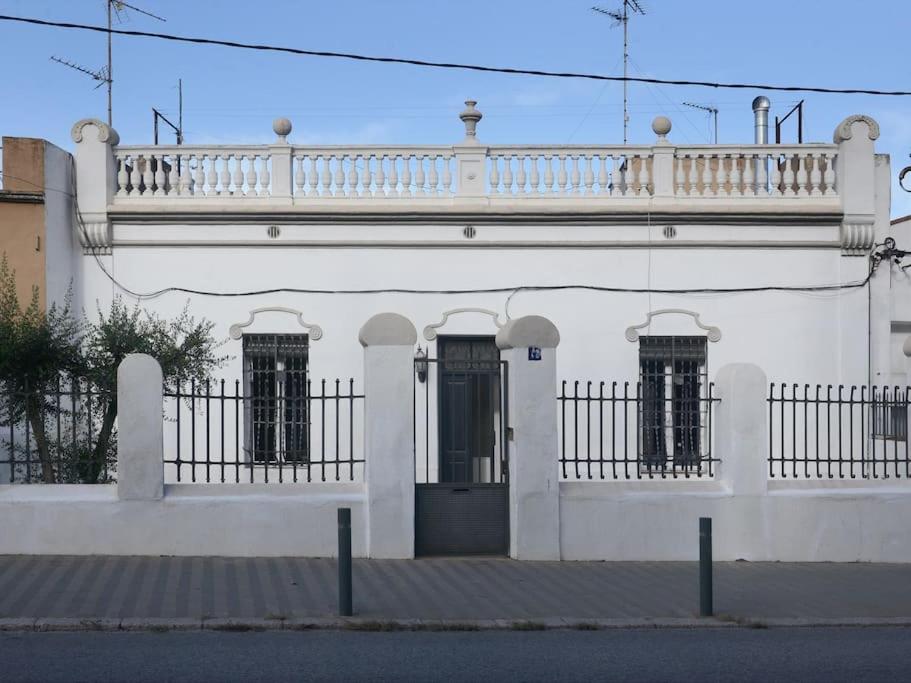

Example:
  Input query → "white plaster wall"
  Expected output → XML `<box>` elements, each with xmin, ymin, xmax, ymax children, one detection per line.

<box><xmin>0</xmin><ymin>483</ymin><xmax>366</xmax><ymax>556</ymax></box>
<box><xmin>96</xmin><ymin>240</ymin><xmax>869</xmax><ymax>389</ymax></box>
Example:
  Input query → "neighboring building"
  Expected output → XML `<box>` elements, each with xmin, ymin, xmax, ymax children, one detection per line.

<box><xmin>888</xmin><ymin>214</ymin><xmax>911</xmax><ymax>379</ymax></box>
<box><xmin>0</xmin><ymin>137</ymin><xmax>74</xmax><ymax>309</ymax></box>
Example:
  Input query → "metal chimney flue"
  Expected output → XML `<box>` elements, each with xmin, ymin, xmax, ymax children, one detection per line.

<box><xmin>752</xmin><ymin>96</ymin><xmax>771</xmax><ymax>144</ymax></box>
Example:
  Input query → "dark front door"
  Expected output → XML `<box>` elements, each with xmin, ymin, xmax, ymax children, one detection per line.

<box><xmin>439</xmin><ymin>337</ymin><xmax>499</xmax><ymax>484</ymax></box>
<box><xmin>414</xmin><ymin>336</ymin><xmax>509</xmax><ymax>556</ymax></box>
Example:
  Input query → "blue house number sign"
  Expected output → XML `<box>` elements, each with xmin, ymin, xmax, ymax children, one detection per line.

<box><xmin>528</xmin><ymin>346</ymin><xmax>542</xmax><ymax>361</ymax></box>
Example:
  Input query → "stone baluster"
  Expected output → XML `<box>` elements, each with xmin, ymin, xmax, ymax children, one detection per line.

<box><xmin>638</xmin><ymin>154</ymin><xmax>650</xmax><ymax>196</ymax></box>
<box><xmin>294</xmin><ymin>155</ymin><xmax>306</xmax><ymax>195</ymax></box>
<box><xmin>618</xmin><ymin>155</ymin><xmax>629</xmax><ymax>196</ymax></box>
<box><xmin>152</xmin><ymin>154</ymin><xmax>166</xmax><ymax>197</ymax></box>
<box><xmin>558</xmin><ymin>155</ymin><xmax>568</xmax><ymax>194</ymax></box>
<box><xmin>570</xmin><ymin>155</ymin><xmax>581</xmax><ymax>194</ymax></box>
<box><xmin>729</xmin><ymin>155</ymin><xmax>741</xmax><ymax>197</ymax></box>
<box><xmin>205</xmin><ymin>155</ymin><xmax>217</xmax><ymax>196</ymax></box>
<box><xmin>770</xmin><ymin>156</ymin><xmax>783</xmax><ymax>197</ymax></box>
<box><xmin>321</xmin><ymin>156</ymin><xmax>332</xmax><ymax>196</ymax></box>
<box><xmin>796</xmin><ymin>154</ymin><xmax>809</xmax><ymax>196</ymax></box>
<box><xmin>334</xmin><ymin>156</ymin><xmax>346</xmax><ymax>196</ymax></box>
<box><xmin>583</xmin><ymin>155</ymin><xmax>594</xmax><ymax>195</ymax></box>
<box><xmin>442</xmin><ymin>155</ymin><xmax>452</xmax><ymax>194</ymax></box>
<box><xmin>245</xmin><ymin>155</ymin><xmax>258</xmax><ymax>196</ymax></box>
<box><xmin>742</xmin><ymin>153</ymin><xmax>755</xmax><ymax>196</ymax></box>
<box><xmin>809</xmin><ymin>153</ymin><xmax>822</xmax><ymax>197</ymax></box>
<box><xmin>716</xmin><ymin>154</ymin><xmax>728</xmax><ymax>197</ymax></box>
<box><xmin>674</xmin><ymin>156</ymin><xmax>686</xmax><ymax>196</ymax></box>
<box><xmin>597</xmin><ymin>155</ymin><xmax>608</xmax><ymax>195</ymax></box>
<box><xmin>429</xmin><ymin>155</ymin><xmax>439</xmax><ymax>195</ymax></box>
<box><xmin>782</xmin><ymin>155</ymin><xmax>796</xmax><ymax>197</ymax></box>
<box><xmin>528</xmin><ymin>154</ymin><xmax>541</xmax><ymax>194</ymax></box>
<box><xmin>823</xmin><ymin>152</ymin><xmax>837</xmax><ymax>196</ymax></box>
<box><xmin>231</xmin><ymin>155</ymin><xmax>244</xmax><ymax>195</ymax></box>
<box><xmin>756</xmin><ymin>153</ymin><xmax>769</xmax><ymax>195</ymax></box>
<box><xmin>502</xmin><ymin>155</ymin><xmax>514</xmax><ymax>195</ymax></box>
<box><xmin>700</xmin><ymin>154</ymin><xmax>713</xmax><ymax>196</ymax></box>
<box><xmin>489</xmin><ymin>155</ymin><xmax>500</xmax><ymax>195</ymax></box>
<box><xmin>388</xmin><ymin>155</ymin><xmax>399</xmax><ymax>197</ymax></box>
<box><xmin>606</xmin><ymin>155</ymin><xmax>619</xmax><ymax>197</ymax></box>
<box><xmin>363</xmin><ymin>155</ymin><xmax>373</xmax><ymax>196</ymax></box>
<box><xmin>348</xmin><ymin>155</ymin><xmax>360</xmax><ymax>197</ymax></box>
<box><xmin>401</xmin><ymin>155</ymin><xmax>413</xmax><ymax>197</ymax></box>
<box><xmin>308</xmin><ymin>157</ymin><xmax>319</xmax><ymax>196</ymax></box>
<box><xmin>376</xmin><ymin>155</ymin><xmax>387</xmax><ymax>196</ymax></box>
<box><xmin>544</xmin><ymin>155</ymin><xmax>554</xmax><ymax>194</ymax></box>
<box><xmin>516</xmin><ymin>155</ymin><xmax>527</xmax><ymax>195</ymax></box>
<box><xmin>141</xmin><ymin>156</ymin><xmax>154</xmax><ymax>196</ymax></box>
<box><xmin>178</xmin><ymin>155</ymin><xmax>192</xmax><ymax>196</ymax></box>
<box><xmin>116</xmin><ymin>156</ymin><xmax>129</xmax><ymax>197</ymax></box>
<box><xmin>259</xmin><ymin>155</ymin><xmax>270</xmax><ymax>196</ymax></box>
<box><xmin>688</xmin><ymin>155</ymin><xmax>699</xmax><ymax>197</ymax></box>
<box><xmin>415</xmin><ymin>155</ymin><xmax>426</xmax><ymax>196</ymax></box>
<box><xmin>218</xmin><ymin>155</ymin><xmax>231</xmax><ymax>195</ymax></box>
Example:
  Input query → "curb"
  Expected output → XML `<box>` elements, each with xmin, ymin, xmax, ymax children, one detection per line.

<box><xmin>2</xmin><ymin>616</ymin><xmax>911</xmax><ymax>633</ymax></box>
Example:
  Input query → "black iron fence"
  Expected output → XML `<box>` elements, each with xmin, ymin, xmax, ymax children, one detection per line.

<box><xmin>769</xmin><ymin>384</ymin><xmax>910</xmax><ymax>479</ymax></box>
<box><xmin>163</xmin><ymin>378</ymin><xmax>364</xmax><ymax>483</ymax></box>
<box><xmin>558</xmin><ymin>380</ymin><xmax>719</xmax><ymax>480</ymax></box>
<box><xmin>0</xmin><ymin>377</ymin><xmax>116</xmax><ymax>484</ymax></box>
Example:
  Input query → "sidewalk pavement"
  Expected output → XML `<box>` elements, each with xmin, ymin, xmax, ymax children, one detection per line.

<box><xmin>1</xmin><ymin>556</ymin><xmax>910</xmax><ymax>630</ymax></box>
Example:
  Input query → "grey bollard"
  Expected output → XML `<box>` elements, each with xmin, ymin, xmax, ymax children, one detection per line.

<box><xmin>699</xmin><ymin>517</ymin><xmax>713</xmax><ymax>617</ymax></box>
<box><xmin>338</xmin><ymin>508</ymin><xmax>352</xmax><ymax>616</ymax></box>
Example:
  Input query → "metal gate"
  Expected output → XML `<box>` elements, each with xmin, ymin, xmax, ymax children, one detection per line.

<box><xmin>414</xmin><ymin>337</ymin><xmax>509</xmax><ymax>556</ymax></box>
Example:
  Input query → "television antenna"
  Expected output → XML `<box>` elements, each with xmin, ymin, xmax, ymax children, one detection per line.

<box><xmin>683</xmin><ymin>102</ymin><xmax>719</xmax><ymax>143</ymax></box>
<box><xmin>51</xmin><ymin>1</ymin><xmax>165</xmax><ymax>128</ymax></box>
<box><xmin>49</xmin><ymin>56</ymin><xmax>109</xmax><ymax>89</ymax></box>
<box><xmin>592</xmin><ymin>0</ymin><xmax>646</xmax><ymax>144</ymax></box>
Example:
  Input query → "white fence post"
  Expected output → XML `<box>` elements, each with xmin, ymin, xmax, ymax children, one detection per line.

<box><xmin>360</xmin><ymin>312</ymin><xmax>417</xmax><ymax>559</ymax></box>
<box><xmin>650</xmin><ymin>116</ymin><xmax>675</xmax><ymax>198</ymax></box>
<box><xmin>715</xmin><ymin>363</ymin><xmax>768</xmax><ymax>496</ymax></box>
<box><xmin>117</xmin><ymin>353</ymin><xmax>164</xmax><ymax>501</ymax></box>
<box><xmin>269</xmin><ymin>117</ymin><xmax>293</xmax><ymax>204</ymax></box>
<box><xmin>496</xmin><ymin>315</ymin><xmax>561</xmax><ymax>560</ymax></box>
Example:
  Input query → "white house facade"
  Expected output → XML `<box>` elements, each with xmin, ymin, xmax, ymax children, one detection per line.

<box><xmin>1</xmin><ymin>102</ymin><xmax>909</xmax><ymax>562</ymax></box>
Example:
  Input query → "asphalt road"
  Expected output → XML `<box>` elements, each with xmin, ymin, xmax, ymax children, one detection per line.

<box><xmin>2</xmin><ymin>627</ymin><xmax>909</xmax><ymax>682</ymax></box>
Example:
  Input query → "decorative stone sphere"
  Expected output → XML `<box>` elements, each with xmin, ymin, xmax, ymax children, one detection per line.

<box><xmin>651</xmin><ymin>116</ymin><xmax>672</xmax><ymax>137</ymax></box>
<box><xmin>272</xmin><ymin>117</ymin><xmax>292</xmax><ymax>139</ymax></box>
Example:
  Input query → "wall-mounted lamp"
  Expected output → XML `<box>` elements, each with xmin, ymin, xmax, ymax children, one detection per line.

<box><xmin>414</xmin><ymin>345</ymin><xmax>428</xmax><ymax>383</ymax></box>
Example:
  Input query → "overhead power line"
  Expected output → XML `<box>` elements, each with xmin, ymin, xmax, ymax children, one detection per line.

<box><xmin>3</xmin><ymin>14</ymin><xmax>911</xmax><ymax>97</ymax></box>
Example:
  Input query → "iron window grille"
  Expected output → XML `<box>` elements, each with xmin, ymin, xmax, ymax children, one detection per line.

<box><xmin>243</xmin><ymin>334</ymin><xmax>309</xmax><ymax>464</ymax></box>
<box><xmin>639</xmin><ymin>336</ymin><xmax>709</xmax><ymax>473</ymax></box>
<box><xmin>873</xmin><ymin>399</ymin><xmax>908</xmax><ymax>441</ymax></box>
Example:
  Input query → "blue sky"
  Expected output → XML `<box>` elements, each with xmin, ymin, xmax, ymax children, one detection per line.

<box><xmin>1</xmin><ymin>0</ymin><xmax>909</xmax><ymax>216</ymax></box>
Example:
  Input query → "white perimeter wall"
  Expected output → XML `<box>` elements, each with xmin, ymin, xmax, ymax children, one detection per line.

<box><xmin>0</xmin><ymin>483</ymin><xmax>366</xmax><ymax>557</ymax></box>
<box><xmin>559</xmin><ymin>482</ymin><xmax>911</xmax><ymax>562</ymax></box>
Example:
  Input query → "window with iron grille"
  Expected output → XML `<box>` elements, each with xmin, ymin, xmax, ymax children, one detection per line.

<box><xmin>243</xmin><ymin>334</ymin><xmax>309</xmax><ymax>464</ymax></box>
<box><xmin>639</xmin><ymin>336</ymin><xmax>708</xmax><ymax>471</ymax></box>
<box><xmin>873</xmin><ymin>401</ymin><xmax>908</xmax><ymax>441</ymax></box>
